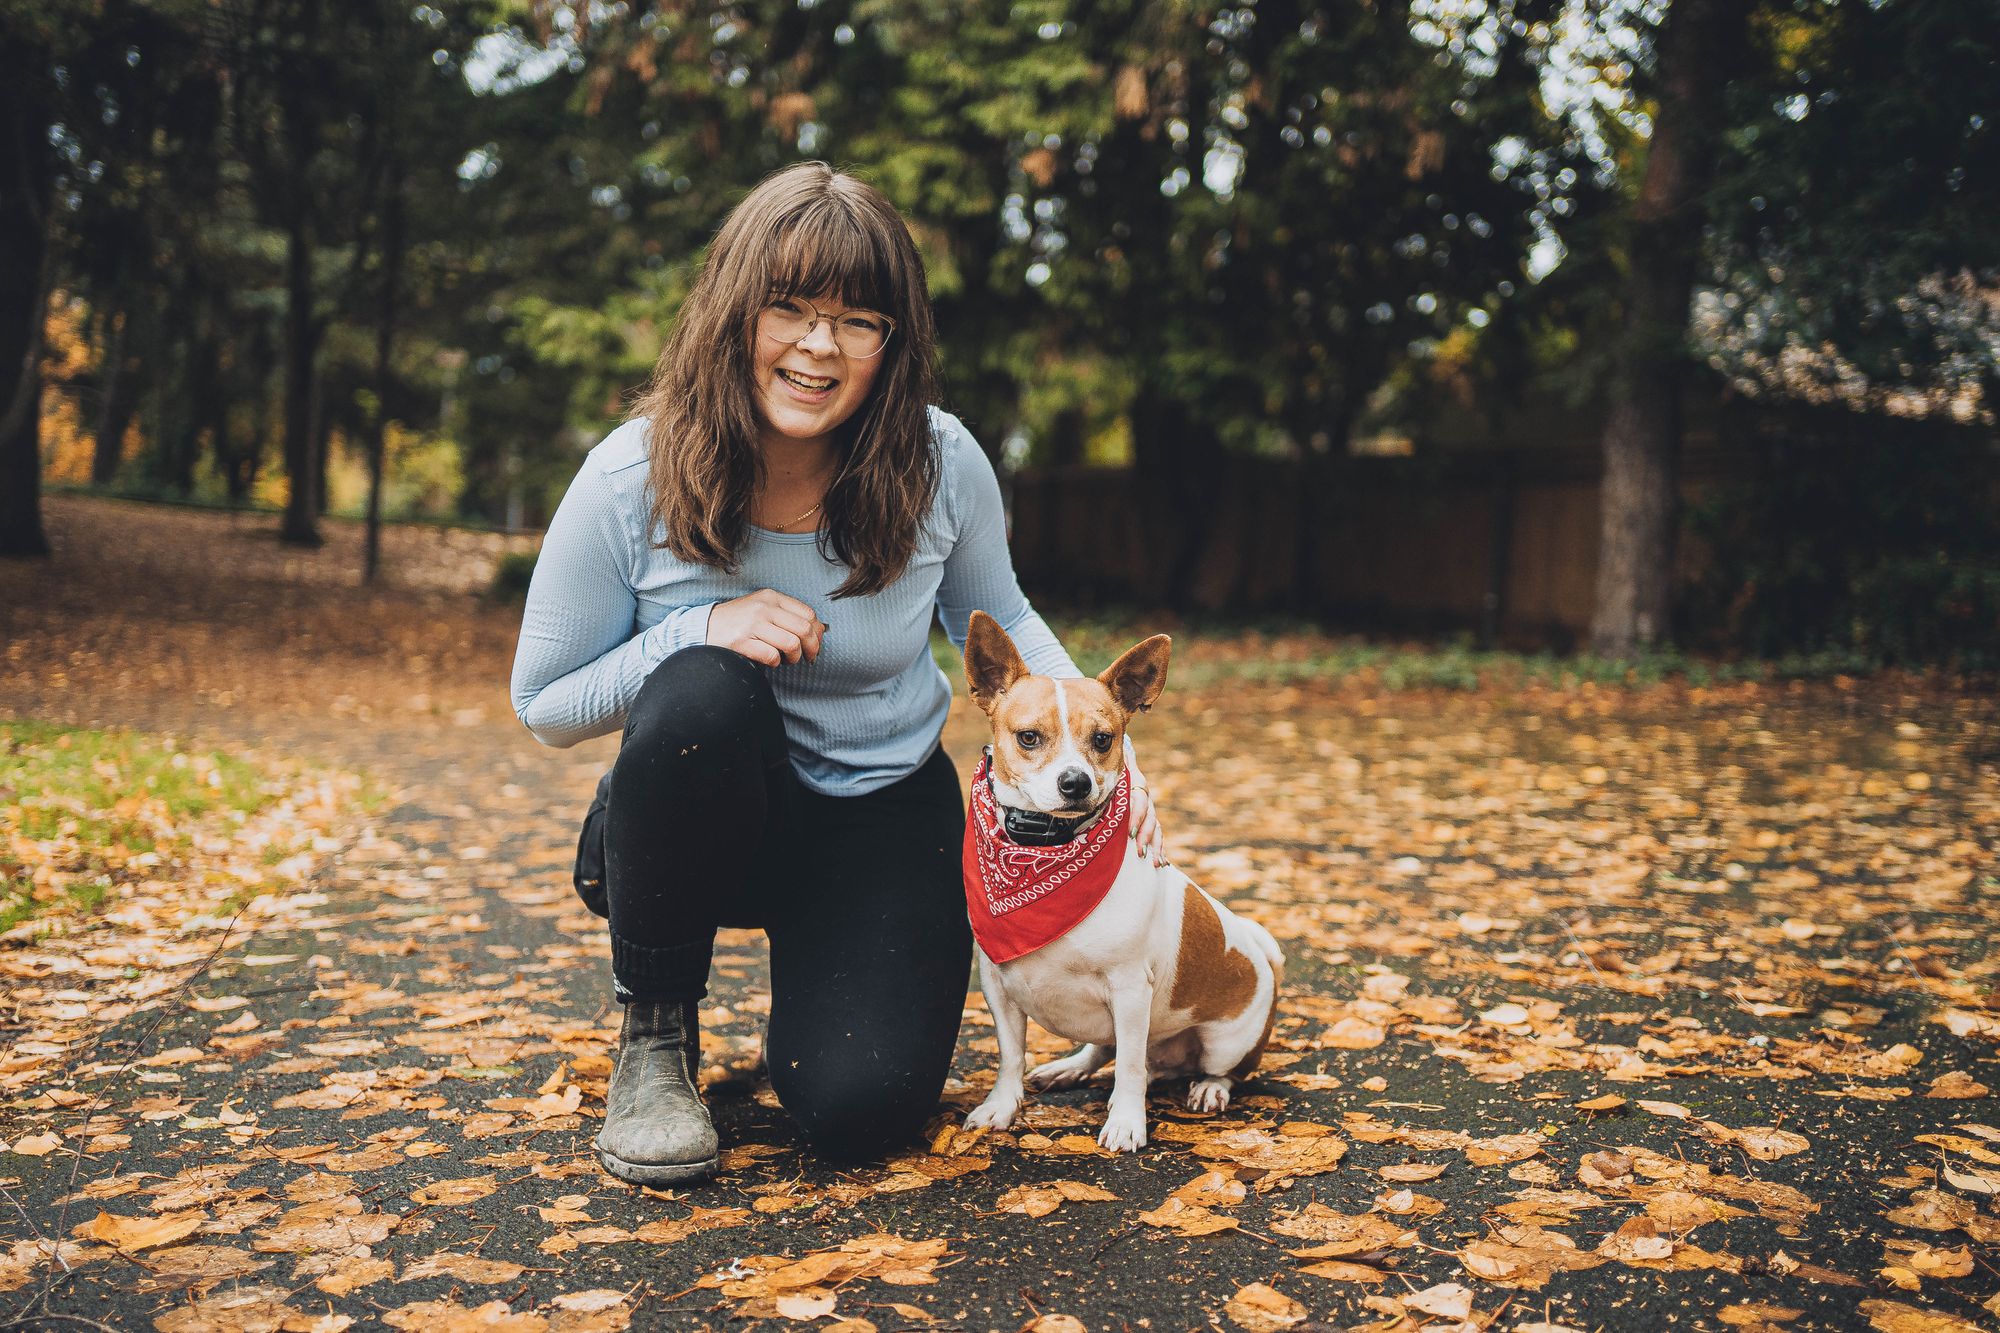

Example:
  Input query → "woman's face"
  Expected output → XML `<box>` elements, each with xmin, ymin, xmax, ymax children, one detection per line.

<box><xmin>750</xmin><ymin>291</ymin><xmax>888</xmax><ymax>453</ymax></box>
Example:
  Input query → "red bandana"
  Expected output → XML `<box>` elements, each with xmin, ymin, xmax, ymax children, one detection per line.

<box><xmin>962</xmin><ymin>751</ymin><xmax>1132</xmax><ymax>963</ymax></box>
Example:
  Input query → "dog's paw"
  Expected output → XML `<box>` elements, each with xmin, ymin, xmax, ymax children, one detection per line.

<box><xmin>1186</xmin><ymin>1077</ymin><xmax>1232</xmax><ymax>1114</ymax></box>
<box><xmin>964</xmin><ymin>1096</ymin><xmax>1022</xmax><ymax>1132</ymax></box>
<box><xmin>1097</xmin><ymin>1112</ymin><xmax>1148</xmax><ymax>1154</ymax></box>
<box><xmin>1027</xmin><ymin>1054</ymin><xmax>1098</xmax><ymax>1091</ymax></box>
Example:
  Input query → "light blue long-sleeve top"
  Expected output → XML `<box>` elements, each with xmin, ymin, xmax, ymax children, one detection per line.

<box><xmin>509</xmin><ymin>406</ymin><xmax>1084</xmax><ymax>795</ymax></box>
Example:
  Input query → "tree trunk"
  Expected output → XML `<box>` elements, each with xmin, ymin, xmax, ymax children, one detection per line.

<box><xmin>311</xmin><ymin>356</ymin><xmax>331</xmax><ymax>516</ymax></box>
<box><xmin>223</xmin><ymin>323</ymin><xmax>276</xmax><ymax>504</ymax></box>
<box><xmin>279</xmin><ymin>199</ymin><xmax>322</xmax><ymax>545</ymax></box>
<box><xmin>0</xmin><ymin>84</ymin><xmax>53</xmax><ymax>559</ymax></box>
<box><xmin>1589</xmin><ymin>0</ymin><xmax>1749</xmax><ymax>656</ymax></box>
<box><xmin>92</xmin><ymin>307</ymin><xmax>136</xmax><ymax>485</ymax></box>
<box><xmin>363</xmin><ymin>161</ymin><xmax>403</xmax><ymax>585</ymax></box>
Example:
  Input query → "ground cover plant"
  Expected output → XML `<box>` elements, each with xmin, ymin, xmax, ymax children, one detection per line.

<box><xmin>0</xmin><ymin>495</ymin><xmax>1996</xmax><ymax>1332</ymax></box>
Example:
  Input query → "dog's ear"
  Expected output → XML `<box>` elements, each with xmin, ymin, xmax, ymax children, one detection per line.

<box><xmin>964</xmin><ymin>610</ymin><xmax>1030</xmax><ymax>712</ymax></box>
<box><xmin>1098</xmin><ymin>634</ymin><xmax>1171</xmax><ymax>716</ymax></box>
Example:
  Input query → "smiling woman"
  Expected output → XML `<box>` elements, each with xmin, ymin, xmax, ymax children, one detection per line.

<box><xmin>627</xmin><ymin>164</ymin><xmax>939</xmax><ymax>590</ymax></box>
<box><xmin>507</xmin><ymin>161</ymin><xmax>1163</xmax><ymax>1187</ymax></box>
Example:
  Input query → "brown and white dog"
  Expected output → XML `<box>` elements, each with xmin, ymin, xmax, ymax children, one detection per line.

<box><xmin>959</xmin><ymin>611</ymin><xmax>1283</xmax><ymax>1152</ymax></box>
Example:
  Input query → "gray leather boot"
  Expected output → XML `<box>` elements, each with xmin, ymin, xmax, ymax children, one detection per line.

<box><xmin>595</xmin><ymin>999</ymin><xmax>719</xmax><ymax>1185</ymax></box>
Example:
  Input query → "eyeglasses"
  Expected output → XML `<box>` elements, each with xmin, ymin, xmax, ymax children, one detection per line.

<box><xmin>760</xmin><ymin>295</ymin><xmax>897</xmax><ymax>360</ymax></box>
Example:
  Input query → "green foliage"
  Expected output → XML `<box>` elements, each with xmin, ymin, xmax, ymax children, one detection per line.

<box><xmin>26</xmin><ymin>0</ymin><xmax>1996</xmax><ymax>658</ymax></box>
<box><xmin>0</xmin><ymin>721</ymin><xmax>271</xmax><ymax>933</ymax></box>
<box><xmin>1685</xmin><ymin>419</ymin><xmax>2000</xmax><ymax>670</ymax></box>
<box><xmin>0</xmin><ymin>721</ymin><xmax>268</xmax><ymax>845</ymax></box>
<box><xmin>491</xmin><ymin>550</ymin><xmax>540</xmax><ymax>603</ymax></box>
<box><xmin>1706</xmin><ymin>1</ymin><xmax>2000</xmax><ymax>405</ymax></box>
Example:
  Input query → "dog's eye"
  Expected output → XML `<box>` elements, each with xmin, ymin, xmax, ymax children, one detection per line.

<box><xmin>1091</xmin><ymin>731</ymin><xmax>1115</xmax><ymax>753</ymax></box>
<box><xmin>1015</xmin><ymin>730</ymin><xmax>1041</xmax><ymax>750</ymax></box>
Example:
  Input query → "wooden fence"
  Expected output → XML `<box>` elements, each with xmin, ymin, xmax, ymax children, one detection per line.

<box><xmin>1004</xmin><ymin>406</ymin><xmax>1996</xmax><ymax>648</ymax></box>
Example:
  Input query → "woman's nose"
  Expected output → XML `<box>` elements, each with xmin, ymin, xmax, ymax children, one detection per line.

<box><xmin>797</xmin><ymin>319</ymin><xmax>840</xmax><ymax>356</ymax></box>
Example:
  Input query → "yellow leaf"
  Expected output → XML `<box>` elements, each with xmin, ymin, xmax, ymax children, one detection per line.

<box><xmin>774</xmin><ymin>1291</ymin><xmax>838</xmax><ymax>1320</ymax></box>
<box><xmin>1136</xmin><ymin>1196</ymin><xmax>1240</xmax><ymax>1236</ymax></box>
<box><xmin>1859</xmin><ymin>1298</ymin><xmax>1986</xmax><ymax>1332</ymax></box>
<box><xmin>1403</xmin><ymin>1283</ymin><xmax>1474</xmax><ymax>1319</ymax></box>
<box><xmin>400</xmin><ymin>1253</ymin><xmax>525</xmax><ymax>1285</ymax></box>
<box><xmin>80</xmin><ymin>1209</ymin><xmax>204</xmax><ymax>1253</ymax></box>
<box><xmin>1223</xmin><ymin>1282</ymin><xmax>1306</xmax><ymax>1333</ymax></box>
<box><xmin>409</xmin><ymin>1177</ymin><xmax>497</xmax><ymax>1207</ymax></box>
<box><xmin>1170</xmin><ymin>1170</ymin><xmax>1246</xmax><ymax>1208</ymax></box>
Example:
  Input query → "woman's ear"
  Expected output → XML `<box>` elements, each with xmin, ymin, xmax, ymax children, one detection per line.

<box><xmin>964</xmin><ymin>611</ymin><xmax>1029</xmax><ymax>713</ymax></box>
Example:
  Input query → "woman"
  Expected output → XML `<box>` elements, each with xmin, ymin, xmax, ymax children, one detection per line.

<box><xmin>510</xmin><ymin>162</ymin><xmax>1161</xmax><ymax>1184</ymax></box>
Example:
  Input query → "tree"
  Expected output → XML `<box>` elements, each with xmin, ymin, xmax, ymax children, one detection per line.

<box><xmin>0</xmin><ymin>7</ymin><xmax>75</xmax><ymax>559</ymax></box>
<box><xmin>1705</xmin><ymin>0</ymin><xmax>2000</xmax><ymax>413</ymax></box>
<box><xmin>1588</xmin><ymin>0</ymin><xmax>1749</xmax><ymax>656</ymax></box>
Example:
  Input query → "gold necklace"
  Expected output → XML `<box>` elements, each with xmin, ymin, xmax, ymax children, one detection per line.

<box><xmin>779</xmin><ymin>500</ymin><xmax>822</xmax><ymax>529</ymax></box>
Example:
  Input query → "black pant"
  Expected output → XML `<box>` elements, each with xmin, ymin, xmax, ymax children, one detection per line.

<box><xmin>601</xmin><ymin>644</ymin><xmax>972</xmax><ymax>1159</ymax></box>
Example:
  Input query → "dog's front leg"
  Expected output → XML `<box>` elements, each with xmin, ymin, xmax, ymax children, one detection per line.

<box><xmin>1097</xmin><ymin>970</ymin><xmax>1153</xmax><ymax>1153</ymax></box>
<box><xmin>964</xmin><ymin>952</ymin><xmax>1029</xmax><ymax>1132</ymax></box>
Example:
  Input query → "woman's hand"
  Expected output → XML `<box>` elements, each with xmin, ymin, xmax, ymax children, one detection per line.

<box><xmin>1127</xmin><ymin>755</ymin><xmax>1166</xmax><ymax>867</ymax></box>
<box><xmin>706</xmin><ymin>588</ymin><xmax>827</xmax><ymax>666</ymax></box>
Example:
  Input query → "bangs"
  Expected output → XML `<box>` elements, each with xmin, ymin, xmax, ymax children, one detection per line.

<box><xmin>764</xmin><ymin>199</ymin><xmax>902</xmax><ymax>313</ymax></box>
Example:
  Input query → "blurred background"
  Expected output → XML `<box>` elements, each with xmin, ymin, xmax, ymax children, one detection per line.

<box><xmin>4</xmin><ymin>0</ymin><xmax>1996</xmax><ymax>666</ymax></box>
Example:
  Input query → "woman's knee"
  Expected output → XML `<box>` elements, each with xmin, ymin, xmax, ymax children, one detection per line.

<box><xmin>777</xmin><ymin>1067</ymin><xmax>941</xmax><ymax>1161</ymax></box>
<box><xmin>624</xmin><ymin>644</ymin><xmax>778</xmax><ymax>752</ymax></box>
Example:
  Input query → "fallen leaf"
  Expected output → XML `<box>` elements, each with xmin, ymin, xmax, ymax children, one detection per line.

<box><xmin>1136</xmin><ymin>1196</ymin><xmax>1240</xmax><ymax>1237</ymax></box>
<box><xmin>1704</xmin><ymin>1122</ymin><xmax>1810</xmax><ymax>1161</ymax></box>
<box><xmin>1858</xmin><ymin>1298</ymin><xmax>1986</xmax><ymax>1332</ymax></box>
<box><xmin>774</xmin><ymin>1291</ymin><xmax>838</xmax><ymax>1320</ymax></box>
<box><xmin>1223</xmin><ymin>1282</ymin><xmax>1306</xmax><ymax>1333</ymax></box>
<box><xmin>1718</xmin><ymin>1302</ymin><xmax>1804</xmax><ymax>1327</ymax></box>
<box><xmin>1402</xmin><ymin>1282</ymin><xmax>1473</xmax><ymax>1319</ymax></box>
<box><xmin>1884</xmin><ymin>1190</ymin><xmax>1975</xmax><ymax>1231</ymax></box>
<box><xmin>401</xmin><ymin>1253</ymin><xmax>527</xmax><ymax>1285</ymax></box>
<box><xmin>1935</xmin><ymin>1010</ymin><xmax>2000</xmax><ymax>1040</ymax></box>
<box><xmin>410</xmin><ymin>1177</ymin><xmax>497</xmax><ymax>1207</ymax></box>
<box><xmin>1924</xmin><ymin>1071</ymin><xmax>1989</xmax><ymax>1099</ymax></box>
<box><xmin>79</xmin><ymin>1209</ymin><xmax>204</xmax><ymax>1253</ymax></box>
<box><xmin>1170</xmin><ymin>1170</ymin><xmax>1247</xmax><ymax>1208</ymax></box>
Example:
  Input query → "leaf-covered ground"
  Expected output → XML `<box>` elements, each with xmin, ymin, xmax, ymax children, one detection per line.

<box><xmin>2</xmin><ymin>494</ymin><xmax>1997</xmax><ymax>1333</ymax></box>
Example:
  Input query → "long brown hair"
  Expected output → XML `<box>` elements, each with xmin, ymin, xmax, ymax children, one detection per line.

<box><xmin>629</xmin><ymin>162</ymin><xmax>941</xmax><ymax>598</ymax></box>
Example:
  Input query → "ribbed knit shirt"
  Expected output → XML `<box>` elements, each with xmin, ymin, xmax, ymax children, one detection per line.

<box><xmin>509</xmin><ymin>406</ymin><xmax>1085</xmax><ymax>795</ymax></box>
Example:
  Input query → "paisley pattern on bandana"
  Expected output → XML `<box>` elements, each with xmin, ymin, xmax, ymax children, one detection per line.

<box><xmin>962</xmin><ymin>751</ymin><xmax>1131</xmax><ymax>962</ymax></box>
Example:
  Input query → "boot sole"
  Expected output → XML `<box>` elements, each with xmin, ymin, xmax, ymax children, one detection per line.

<box><xmin>597</xmin><ymin>1146</ymin><xmax>720</xmax><ymax>1186</ymax></box>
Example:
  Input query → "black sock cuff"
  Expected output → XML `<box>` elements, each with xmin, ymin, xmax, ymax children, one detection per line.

<box><xmin>610</xmin><ymin>935</ymin><xmax>712</xmax><ymax>1002</ymax></box>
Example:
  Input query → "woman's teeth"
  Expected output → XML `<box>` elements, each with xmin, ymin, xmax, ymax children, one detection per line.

<box><xmin>778</xmin><ymin>368</ymin><xmax>836</xmax><ymax>391</ymax></box>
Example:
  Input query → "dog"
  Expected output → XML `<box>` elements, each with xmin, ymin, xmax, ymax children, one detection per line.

<box><xmin>958</xmin><ymin>611</ymin><xmax>1284</xmax><ymax>1152</ymax></box>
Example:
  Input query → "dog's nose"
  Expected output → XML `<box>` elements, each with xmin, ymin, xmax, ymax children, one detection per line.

<box><xmin>1057</xmin><ymin>768</ymin><xmax>1093</xmax><ymax>802</ymax></box>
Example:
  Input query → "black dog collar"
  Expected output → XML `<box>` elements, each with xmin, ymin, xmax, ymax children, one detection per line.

<box><xmin>983</xmin><ymin>745</ymin><xmax>1111</xmax><ymax>847</ymax></box>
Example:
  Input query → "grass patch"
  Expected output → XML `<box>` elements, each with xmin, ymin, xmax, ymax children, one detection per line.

<box><xmin>0</xmin><ymin>721</ymin><xmax>282</xmax><ymax>933</ymax></box>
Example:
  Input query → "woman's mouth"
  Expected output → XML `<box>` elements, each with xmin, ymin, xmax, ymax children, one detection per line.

<box><xmin>776</xmin><ymin>367</ymin><xmax>838</xmax><ymax>397</ymax></box>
